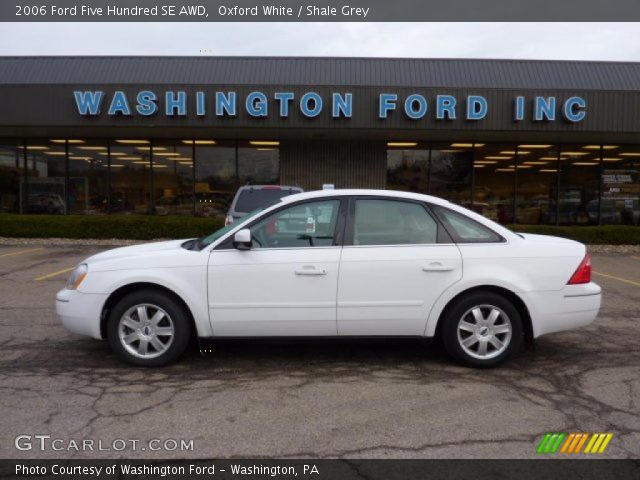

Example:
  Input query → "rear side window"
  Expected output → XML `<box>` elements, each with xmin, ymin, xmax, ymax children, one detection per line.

<box><xmin>432</xmin><ymin>205</ymin><xmax>504</xmax><ymax>243</ymax></box>
<box><xmin>234</xmin><ymin>188</ymin><xmax>300</xmax><ymax>213</ymax></box>
<box><xmin>353</xmin><ymin>199</ymin><xmax>438</xmax><ymax>246</ymax></box>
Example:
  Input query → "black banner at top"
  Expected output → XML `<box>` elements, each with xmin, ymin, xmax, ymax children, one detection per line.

<box><xmin>5</xmin><ymin>0</ymin><xmax>640</xmax><ymax>22</ymax></box>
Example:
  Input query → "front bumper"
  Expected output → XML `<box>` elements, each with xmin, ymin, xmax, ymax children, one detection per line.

<box><xmin>56</xmin><ymin>288</ymin><xmax>109</xmax><ymax>340</ymax></box>
<box><xmin>521</xmin><ymin>282</ymin><xmax>602</xmax><ymax>338</ymax></box>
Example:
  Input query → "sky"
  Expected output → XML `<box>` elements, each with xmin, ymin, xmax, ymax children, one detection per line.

<box><xmin>2</xmin><ymin>22</ymin><xmax>640</xmax><ymax>60</ymax></box>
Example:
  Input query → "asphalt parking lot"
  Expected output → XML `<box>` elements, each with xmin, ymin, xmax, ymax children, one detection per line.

<box><xmin>0</xmin><ymin>243</ymin><xmax>639</xmax><ymax>459</ymax></box>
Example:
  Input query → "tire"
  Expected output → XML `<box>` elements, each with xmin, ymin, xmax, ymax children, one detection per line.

<box><xmin>107</xmin><ymin>289</ymin><xmax>192</xmax><ymax>367</ymax></box>
<box><xmin>441</xmin><ymin>291</ymin><xmax>523</xmax><ymax>368</ymax></box>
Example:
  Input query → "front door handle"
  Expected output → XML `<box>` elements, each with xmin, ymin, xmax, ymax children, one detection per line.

<box><xmin>295</xmin><ymin>266</ymin><xmax>327</xmax><ymax>276</ymax></box>
<box><xmin>422</xmin><ymin>262</ymin><xmax>455</xmax><ymax>272</ymax></box>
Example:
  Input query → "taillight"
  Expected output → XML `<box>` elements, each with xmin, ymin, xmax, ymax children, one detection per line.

<box><xmin>568</xmin><ymin>253</ymin><xmax>592</xmax><ymax>285</ymax></box>
<box><xmin>224</xmin><ymin>214</ymin><xmax>234</xmax><ymax>226</ymax></box>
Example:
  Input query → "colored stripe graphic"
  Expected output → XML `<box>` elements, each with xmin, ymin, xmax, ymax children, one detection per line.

<box><xmin>537</xmin><ymin>433</ymin><xmax>565</xmax><ymax>453</ymax></box>
<box><xmin>539</xmin><ymin>433</ymin><xmax>613</xmax><ymax>454</ymax></box>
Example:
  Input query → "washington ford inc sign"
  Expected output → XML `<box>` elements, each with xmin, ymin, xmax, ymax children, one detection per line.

<box><xmin>73</xmin><ymin>90</ymin><xmax>588</xmax><ymax>122</ymax></box>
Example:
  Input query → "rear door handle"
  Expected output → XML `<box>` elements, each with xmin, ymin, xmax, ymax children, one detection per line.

<box><xmin>295</xmin><ymin>266</ymin><xmax>327</xmax><ymax>276</ymax></box>
<box><xmin>422</xmin><ymin>262</ymin><xmax>455</xmax><ymax>272</ymax></box>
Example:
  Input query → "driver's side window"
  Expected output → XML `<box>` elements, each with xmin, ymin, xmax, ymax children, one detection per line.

<box><xmin>249</xmin><ymin>200</ymin><xmax>341</xmax><ymax>248</ymax></box>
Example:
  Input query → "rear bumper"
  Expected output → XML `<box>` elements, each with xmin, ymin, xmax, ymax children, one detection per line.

<box><xmin>56</xmin><ymin>288</ymin><xmax>108</xmax><ymax>340</ymax></box>
<box><xmin>521</xmin><ymin>282</ymin><xmax>602</xmax><ymax>338</ymax></box>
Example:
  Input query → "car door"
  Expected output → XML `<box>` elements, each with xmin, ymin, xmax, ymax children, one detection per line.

<box><xmin>337</xmin><ymin>198</ymin><xmax>462</xmax><ymax>336</ymax></box>
<box><xmin>208</xmin><ymin>198</ymin><xmax>345</xmax><ymax>336</ymax></box>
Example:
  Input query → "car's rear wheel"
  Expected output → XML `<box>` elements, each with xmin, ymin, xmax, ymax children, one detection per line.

<box><xmin>107</xmin><ymin>290</ymin><xmax>191</xmax><ymax>367</ymax></box>
<box><xmin>441</xmin><ymin>291</ymin><xmax>523</xmax><ymax>368</ymax></box>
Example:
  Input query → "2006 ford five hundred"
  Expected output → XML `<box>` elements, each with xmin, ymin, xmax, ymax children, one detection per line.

<box><xmin>56</xmin><ymin>189</ymin><xmax>601</xmax><ymax>368</ymax></box>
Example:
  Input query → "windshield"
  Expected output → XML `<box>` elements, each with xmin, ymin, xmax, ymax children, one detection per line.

<box><xmin>196</xmin><ymin>208</ymin><xmax>264</xmax><ymax>250</ymax></box>
<box><xmin>234</xmin><ymin>188</ymin><xmax>300</xmax><ymax>213</ymax></box>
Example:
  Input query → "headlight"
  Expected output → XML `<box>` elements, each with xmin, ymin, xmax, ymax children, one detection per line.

<box><xmin>66</xmin><ymin>264</ymin><xmax>88</xmax><ymax>290</ymax></box>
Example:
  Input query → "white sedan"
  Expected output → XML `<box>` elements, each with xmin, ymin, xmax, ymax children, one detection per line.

<box><xmin>56</xmin><ymin>189</ymin><xmax>601</xmax><ymax>368</ymax></box>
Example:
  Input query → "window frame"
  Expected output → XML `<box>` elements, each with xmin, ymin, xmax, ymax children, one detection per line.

<box><xmin>343</xmin><ymin>196</ymin><xmax>453</xmax><ymax>247</ymax></box>
<box><xmin>430</xmin><ymin>204</ymin><xmax>506</xmax><ymax>244</ymax></box>
<box><xmin>214</xmin><ymin>196</ymin><xmax>348</xmax><ymax>250</ymax></box>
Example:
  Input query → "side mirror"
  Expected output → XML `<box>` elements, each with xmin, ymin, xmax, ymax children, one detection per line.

<box><xmin>233</xmin><ymin>229</ymin><xmax>252</xmax><ymax>250</ymax></box>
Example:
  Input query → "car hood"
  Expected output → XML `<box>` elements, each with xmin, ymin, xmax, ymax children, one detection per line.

<box><xmin>85</xmin><ymin>239</ymin><xmax>190</xmax><ymax>265</ymax></box>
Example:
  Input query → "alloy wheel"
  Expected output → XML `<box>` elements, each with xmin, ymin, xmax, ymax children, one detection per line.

<box><xmin>118</xmin><ymin>303</ymin><xmax>175</xmax><ymax>359</ymax></box>
<box><xmin>456</xmin><ymin>304</ymin><xmax>512</xmax><ymax>360</ymax></box>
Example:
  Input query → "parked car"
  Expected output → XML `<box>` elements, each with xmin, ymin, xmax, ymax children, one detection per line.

<box><xmin>27</xmin><ymin>193</ymin><xmax>65</xmax><ymax>214</ymax></box>
<box><xmin>225</xmin><ymin>185</ymin><xmax>303</xmax><ymax>225</ymax></box>
<box><xmin>57</xmin><ymin>189</ymin><xmax>600</xmax><ymax>368</ymax></box>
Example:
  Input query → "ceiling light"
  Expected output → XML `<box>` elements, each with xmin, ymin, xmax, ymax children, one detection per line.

<box><xmin>496</xmin><ymin>168</ymin><xmax>515</xmax><ymax>172</ymax></box>
<box><xmin>572</xmin><ymin>162</ymin><xmax>598</xmax><ymax>166</ymax></box>
<box><xmin>182</xmin><ymin>140</ymin><xmax>217</xmax><ymax>145</ymax></box>
<box><xmin>523</xmin><ymin>161</ymin><xmax>548</xmax><ymax>165</ymax></box>
<box><xmin>539</xmin><ymin>169</ymin><xmax>557</xmax><ymax>172</ymax></box>
<box><xmin>249</xmin><ymin>141</ymin><xmax>280</xmax><ymax>146</ymax></box>
<box><xmin>474</xmin><ymin>161</ymin><xmax>498</xmax><ymax>164</ymax></box>
<box><xmin>116</xmin><ymin>140</ymin><xmax>149</xmax><ymax>144</ymax></box>
<box><xmin>516</xmin><ymin>165</ymin><xmax>532</xmax><ymax>169</ymax></box>
<box><xmin>110</xmin><ymin>164</ymin><xmax>125</xmax><ymax>168</ymax></box>
<box><xmin>153</xmin><ymin>165</ymin><xmax>168</xmax><ymax>168</ymax></box>
<box><xmin>69</xmin><ymin>156</ymin><xmax>92</xmax><ymax>161</ymax></box>
<box><xmin>602</xmin><ymin>157</ymin><xmax>622</xmax><ymax>162</ymax></box>
<box><xmin>387</xmin><ymin>142</ymin><xmax>418</xmax><ymax>147</ymax></box>
<box><xmin>500</xmin><ymin>150</ymin><xmax>531</xmax><ymax>155</ymax></box>
<box><xmin>45</xmin><ymin>151</ymin><xmax>66</xmax><ymax>156</ymax></box>
<box><xmin>484</xmin><ymin>156</ymin><xmax>512</xmax><ymax>160</ymax></box>
<box><xmin>583</xmin><ymin>145</ymin><xmax>618</xmax><ymax>150</ymax></box>
<box><xmin>51</xmin><ymin>139</ymin><xmax>85</xmax><ymax>144</ymax></box>
<box><xmin>78</xmin><ymin>146</ymin><xmax>107</xmax><ymax>150</ymax></box>
<box><xmin>619</xmin><ymin>152</ymin><xmax>640</xmax><ymax>157</ymax></box>
<box><xmin>22</xmin><ymin>146</ymin><xmax>48</xmax><ymax>150</ymax></box>
<box><xmin>153</xmin><ymin>152</ymin><xmax>181</xmax><ymax>156</ymax></box>
<box><xmin>104</xmin><ymin>152</ymin><xmax>126</xmax><ymax>156</ymax></box>
<box><xmin>438</xmin><ymin>149</ymin><xmax>464</xmax><ymax>153</ymax></box>
<box><xmin>474</xmin><ymin>165</ymin><xmax>485</xmax><ymax>168</ymax></box>
<box><xmin>450</xmin><ymin>143</ymin><xmax>475</xmax><ymax>148</ymax></box>
<box><xmin>518</xmin><ymin>144</ymin><xmax>552</xmax><ymax>148</ymax></box>
<box><xmin>118</xmin><ymin>156</ymin><xmax>143</xmax><ymax>160</ymax></box>
<box><xmin>562</xmin><ymin>151</ymin><xmax>589</xmax><ymax>156</ymax></box>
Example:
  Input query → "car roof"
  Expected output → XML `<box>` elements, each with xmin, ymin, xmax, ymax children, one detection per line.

<box><xmin>280</xmin><ymin>189</ymin><xmax>452</xmax><ymax>206</ymax></box>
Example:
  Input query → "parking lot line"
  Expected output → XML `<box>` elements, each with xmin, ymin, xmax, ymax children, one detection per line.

<box><xmin>594</xmin><ymin>271</ymin><xmax>640</xmax><ymax>288</ymax></box>
<box><xmin>35</xmin><ymin>266</ymin><xmax>75</xmax><ymax>281</ymax></box>
<box><xmin>0</xmin><ymin>247</ymin><xmax>44</xmax><ymax>258</ymax></box>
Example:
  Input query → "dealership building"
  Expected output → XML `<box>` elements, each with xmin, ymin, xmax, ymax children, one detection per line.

<box><xmin>0</xmin><ymin>56</ymin><xmax>639</xmax><ymax>225</ymax></box>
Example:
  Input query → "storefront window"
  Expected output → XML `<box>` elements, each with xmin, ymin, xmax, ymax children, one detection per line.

<box><xmin>25</xmin><ymin>140</ymin><xmax>66</xmax><ymax>214</ymax></box>
<box><xmin>601</xmin><ymin>146</ymin><xmax>640</xmax><ymax>225</ymax></box>
<box><xmin>238</xmin><ymin>141</ymin><xmax>279</xmax><ymax>185</ymax></box>
<box><xmin>516</xmin><ymin>144</ymin><xmax>559</xmax><ymax>224</ymax></box>
<box><xmin>152</xmin><ymin>141</ymin><xmax>194</xmax><ymax>216</ymax></box>
<box><xmin>0</xmin><ymin>141</ymin><xmax>22</xmax><ymax>213</ymax></box>
<box><xmin>473</xmin><ymin>144</ymin><xmax>516</xmax><ymax>224</ymax></box>
<box><xmin>109</xmin><ymin>140</ymin><xmax>151</xmax><ymax>214</ymax></box>
<box><xmin>68</xmin><ymin>140</ymin><xmax>108</xmax><ymax>214</ymax></box>
<box><xmin>430</xmin><ymin>143</ymin><xmax>474</xmax><ymax>207</ymax></box>
<box><xmin>559</xmin><ymin>145</ymin><xmax>601</xmax><ymax>225</ymax></box>
<box><xmin>193</xmin><ymin>141</ymin><xmax>236</xmax><ymax>218</ymax></box>
<box><xmin>386</xmin><ymin>145</ymin><xmax>429</xmax><ymax>193</ymax></box>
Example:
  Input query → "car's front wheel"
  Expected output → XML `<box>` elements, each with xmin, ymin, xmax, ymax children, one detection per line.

<box><xmin>107</xmin><ymin>290</ymin><xmax>191</xmax><ymax>367</ymax></box>
<box><xmin>441</xmin><ymin>291</ymin><xmax>523</xmax><ymax>368</ymax></box>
